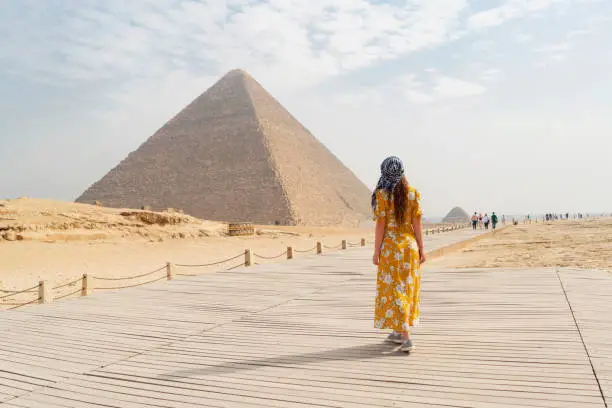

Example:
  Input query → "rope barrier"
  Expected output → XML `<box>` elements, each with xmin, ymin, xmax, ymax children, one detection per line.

<box><xmin>253</xmin><ymin>251</ymin><xmax>287</xmax><ymax>260</ymax></box>
<box><xmin>96</xmin><ymin>275</ymin><xmax>167</xmax><ymax>291</ymax></box>
<box><xmin>226</xmin><ymin>262</ymin><xmax>244</xmax><ymax>271</ymax></box>
<box><xmin>294</xmin><ymin>246</ymin><xmax>316</xmax><ymax>253</ymax></box>
<box><xmin>175</xmin><ymin>253</ymin><xmax>244</xmax><ymax>268</ymax></box>
<box><xmin>53</xmin><ymin>277</ymin><xmax>82</xmax><ymax>291</ymax></box>
<box><xmin>2</xmin><ymin>236</ymin><xmax>375</xmax><ymax>310</ymax></box>
<box><xmin>0</xmin><ymin>284</ymin><xmax>39</xmax><ymax>300</ymax></box>
<box><xmin>93</xmin><ymin>265</ymin><xmax>166</xmax><ymax>281</ymax></box>
<box><xmin>55</xmin><ymin>288</ymin><xmax>82</xmax><ymax>300</ymax></box>
<box><xmin>7</xmin><ymin>297</ymin><xmax>41</xmax><ymax>310</ymax></box>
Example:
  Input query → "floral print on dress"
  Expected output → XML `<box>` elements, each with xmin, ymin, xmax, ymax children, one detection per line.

<box><xmin>373</xmin><ymin>186</ymin><xmax>423</xmax><ymax>331</ymax></box>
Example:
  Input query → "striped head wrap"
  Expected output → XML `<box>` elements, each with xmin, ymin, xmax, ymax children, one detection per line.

<box><xmin>371</xmin><ymin>156</ymin><xmax>404</xmax><ymax>209</ymax></box>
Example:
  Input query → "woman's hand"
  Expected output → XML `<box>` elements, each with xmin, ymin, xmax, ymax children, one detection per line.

<box><xmin>419</xmin><ymin>248</ymin><xmax>426</xmax><ymax>265</ymax></box>
<box><xmin>373</xmin><ymin>251</ymin><xmax>380</xmax><ymax>266</ymax></box>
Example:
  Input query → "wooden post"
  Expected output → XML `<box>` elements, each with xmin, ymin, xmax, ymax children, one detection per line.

<box><xmin>38</xmin><ymin>280</ymin><xmax>51</xmax><ymax>304</ymax></box>
<box><xmin>166</xmin><ymin>262</ymin><xmax>173</xmax><ymax>280</ymax></box>
<box><xmin>360</xmin><ymin>238</ymin><xmax>366</xmax><ymax>247</ymax></box>
<box><xmin>287</xmin><ymin>246</ymin><xmax>293</xmax><ymax>260</ymax></box>
<box><xmin>245</xmin><ymin>249</ymin><xmax>252</xmax><ymax>266</ymax></box>
<box><xmin>316</xmin><ymin>242</ymin><xmax>322</xmax><ymax>255</ymax></box>
<box><xmin>81</xmin><ymin>274</ymin><xmax>92</xmax><ymax>296</ymax></box>
<box><xmin>341</xmin><ymin>240</ymin><xmax>347</xmax><ymax>250</ymax></box>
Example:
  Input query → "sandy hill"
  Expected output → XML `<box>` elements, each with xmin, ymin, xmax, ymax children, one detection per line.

<box><xmin>77</xmin><ymin>69</ymin><xmax>371</xmax><ymax>227</ymax></box>
<box><xmin>0</xmin><ymin>198</ymin><xmax>225</xmax><ymax>243</ymax></box>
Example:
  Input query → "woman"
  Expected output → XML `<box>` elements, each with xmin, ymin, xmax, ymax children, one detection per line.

<box><xmin>372</xmin><ymin>156</ymin><xmax>425</xmax><ymax>353</ymax></box>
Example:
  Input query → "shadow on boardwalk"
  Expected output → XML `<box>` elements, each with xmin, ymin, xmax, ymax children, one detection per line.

<box><xmin>159</xmin><ymin>342</ymin><xmax>407</xmax><ymax>379</ymax></box>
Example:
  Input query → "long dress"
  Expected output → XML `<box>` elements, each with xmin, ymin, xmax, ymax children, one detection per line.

<box><xmin>373</xmin><ymin>187</ymin><xmax>423</xmax><ymax>332</ymax></box>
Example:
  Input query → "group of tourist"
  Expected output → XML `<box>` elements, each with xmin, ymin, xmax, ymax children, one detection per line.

<box><xmin>545</xmin><ymin>213</ymin><xmax>586</xmax><ymax>221</ymax></box>
<box><xmin>470</xmin><ymin>212</ymin><xmax>501</xmax><ymax>230</ymax></box>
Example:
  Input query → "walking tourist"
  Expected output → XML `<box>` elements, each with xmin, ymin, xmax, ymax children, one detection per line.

<box><xmin>483</xmin><ymin>213</ymin><xmax>490</xmax><ymax>230</ymax></box>
<box><xmin>372</xmin><ymin>156</ymin><xmax>425</xmax><ymax>353</ymax></box>
<box><xmin>471</xmin><ymin>212</ymin><xmax>478</xmax><ymax>230</ymax></box>
<box><xmin>491</xmin><ymin>212</ymin><xmax>498</xmax><ymax>229</ymax></box>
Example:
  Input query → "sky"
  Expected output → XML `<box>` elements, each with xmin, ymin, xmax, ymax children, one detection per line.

<box><xmin>1</xmin><ymin>0</ymin><xmax>611</xmax><ymax>218</ymax></box>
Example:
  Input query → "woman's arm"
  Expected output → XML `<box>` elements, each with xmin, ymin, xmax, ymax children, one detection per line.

<box><xmin>412</xmin><ymin>215</ymin><xmax>426</xmax><ymax>264</ymax></box>
<box><xmin>373</xmin><ymin>218</ymin><xmax>386</xmax><ymax>265</ymax></box>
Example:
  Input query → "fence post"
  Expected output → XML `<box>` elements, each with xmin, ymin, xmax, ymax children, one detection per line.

<box><xmin>287</xmin><ymin>246</ymin><xmax>293</xmax><ymax>260</ymax></box>
<box><xmin>360</xmin><ymin>238</ymin><xmax>366</xmax><ymax>247</ymax></box>
<box><xmin>166</xmin><ymin>262</ymin><xmax>174</xmax><ymax>280</ymax></box>
<box><xmin>81</xmin><ymin>274</ymin><xmax>92</xmax><ymax>296</ymax></box>
<box><xmin>316</xmin><ymin>242</ymin><xmax>322</xmax><ymax>255</ymax></box>
<box><xmin>245</xmin><ymin>249</ymin><xmax>252</xmax><ymax>266</ymax></box>
<box><xmin>342</xmin><ymin>240</ymin><xmax>347</xmax><ymax>250</ymax></box>
<box><xmin>38</xmin><ymin>280</ymin><xmax>52</xmax><ymax>304</ymax></box>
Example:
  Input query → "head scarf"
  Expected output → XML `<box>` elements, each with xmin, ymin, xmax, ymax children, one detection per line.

<box><xmin>371</xmin><ymin>156</ymin><xmax>404</xmax><ymax>209</ymax></box>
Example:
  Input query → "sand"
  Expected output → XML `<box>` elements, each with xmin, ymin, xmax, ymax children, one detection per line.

<box><xmin>427</xmin><ymin>217</ymin><xmax>612</xmax><ymax>270</ymax></box>
<box><xmin>0</xmin><ymin>198</ymin><xmax>377</xmax><ymax>307</ymax></box>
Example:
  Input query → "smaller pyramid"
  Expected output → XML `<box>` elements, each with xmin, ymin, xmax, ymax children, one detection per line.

<box><xmin>442</xmin><ymin>207</ymin><xmax>470</xmax><ymax>223</ymax></box>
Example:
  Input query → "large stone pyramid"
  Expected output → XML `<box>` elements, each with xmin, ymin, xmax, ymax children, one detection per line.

<box><xmin>442</xmin><ymin>207</ymin><xmax>470</xmax><ymax>223</ymax></box>
<box><xmin>76</xmin><ymin>69</ymin><xmax>371</xmax><ymax>226</ymax></box>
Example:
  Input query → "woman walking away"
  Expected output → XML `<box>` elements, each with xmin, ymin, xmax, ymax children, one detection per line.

<box><xmin>372</xmin><ymin>156</ymin><xmax>425</xmax><ymax>353</ymax></box>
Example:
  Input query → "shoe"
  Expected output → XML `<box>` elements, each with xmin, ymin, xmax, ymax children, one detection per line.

<box><xmin>399</xmin><ymin>339</ymin><xmax>414</xmax><ymax>352</ymax></box>
<box><xmin>385</xmin><ymin>331</ymin><xmax>403</xmax><ymax>344</ymax></box>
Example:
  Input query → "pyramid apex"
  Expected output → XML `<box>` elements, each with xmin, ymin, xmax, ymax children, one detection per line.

<box><xmin>225</xmin><ymin>68</ymin><xmax>252</xmax><ymax>78</ymax></box>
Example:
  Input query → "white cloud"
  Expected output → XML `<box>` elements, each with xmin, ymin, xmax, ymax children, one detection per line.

<box><xmin>434</xmin><ymin>76</ymin><xmax>487</xmax><ymax>98</ymax></box>
<box><xmin>399</xmin><ymin>73</ymin><xmax>487</xmax><ymax>104</ymax></box>
<box><xmin>480</xmin><ymin>68</ymin><xmax>503</xmax><ymax>82</ymax></box>
<box><xmin>467</xmin><ymin>0</ymin><xmax>566</xmax><ymax>31</ymax></box>
<box><xmin>0</xmin><ymin>0</ymin><xmax>471</xmax><ymax>93</ymax></box>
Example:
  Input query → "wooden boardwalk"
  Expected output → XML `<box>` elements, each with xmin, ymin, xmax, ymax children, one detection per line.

<box><xmin>1</xmin><ymin>230</ymin><xmax>610</xmax><ymax>407</ymax></box>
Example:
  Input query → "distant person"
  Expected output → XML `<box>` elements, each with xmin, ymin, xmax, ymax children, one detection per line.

<box><xmin>483</xmin><ymin>213</ymin><xmax>490</xmax><ymax>230</ymax></box>
<box><xmin>502</xmin><ymin>215</ymin><xmax>506</xmax><ymax>224</ymax></box>
<box><xmin>471</xmin><ymin>212</ymin><xmax>478</xmax><ymax>230</ymax></box>
<box><xmin>372</xmin><ymin>156</ymin><xmax>425</xmax><ymax>353</ymax></box>
<box><xmin>491</xmin><ymin>212</ymin><xmax>498</xmax><ymax>229</ymax></box>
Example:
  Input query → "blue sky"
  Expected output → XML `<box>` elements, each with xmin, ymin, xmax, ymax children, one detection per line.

<box><xmin>1</xmin><ymin>0</ymin><xmax>611</xmax><ymax>217</ymax></box>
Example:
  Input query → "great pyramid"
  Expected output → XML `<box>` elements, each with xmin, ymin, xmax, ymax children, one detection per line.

<box><xmin>76</xmin><ymin>69</ymin><xmax>371</xmax><ymax>226</ymax></box>
<box><xmin>442</xmin><ymin>207</ymin><xmax>470</xmax><ymax>223</ymax></box>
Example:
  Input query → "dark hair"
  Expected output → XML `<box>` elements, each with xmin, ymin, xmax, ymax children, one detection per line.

<box><xmin>393</xmin><ymin>177</ymin><xmax>409</xmax><ymax>225</ymax></box>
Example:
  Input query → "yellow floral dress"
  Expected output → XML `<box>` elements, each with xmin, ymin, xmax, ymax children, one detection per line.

<box><xmin>373</xmin><ymin>187</ymin><xmax>423</xmax><ymax>332</ymax></box>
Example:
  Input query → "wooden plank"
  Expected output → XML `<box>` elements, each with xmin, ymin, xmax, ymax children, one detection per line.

<box><xmin>1</xmin><ymin>231</ymin><xmax>609</xmax><ymax>407</ymax></box>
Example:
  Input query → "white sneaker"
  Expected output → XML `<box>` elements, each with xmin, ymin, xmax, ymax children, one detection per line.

<box><xmin>385</xmin><ymin>331</ymin><xmax>403</xmax><ymax>344</ymax></box>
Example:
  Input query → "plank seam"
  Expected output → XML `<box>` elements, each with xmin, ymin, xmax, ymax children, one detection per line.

<box><xmin>555</xmin><ymin>267</ymin><xmax>608</xmax><ymax>408</ymax></box>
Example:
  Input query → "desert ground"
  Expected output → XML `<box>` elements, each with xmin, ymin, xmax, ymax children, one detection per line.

<box><xmin>427</xmin><ymin>217</ymin><xmax>612</xmax><ymax>270</ymax></box>
<box><xmin>0</xmin><ymin>198</ymin><xmax>379</xmax><ymax>300</ymax></box>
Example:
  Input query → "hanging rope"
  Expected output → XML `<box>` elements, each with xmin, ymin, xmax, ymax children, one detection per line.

<box><xmin>96</xmin><ymin>275</ymin><xmax>167</xmax><ymax>291</ymax></box>
<box><xmin>93</xmin><ymin>265</ymin><xmax>166</xmax><ymax>281</ymax></box>
<box><xmin>253</xmin><ymin>250</ymin><xmax>287</xmax><ymax>260</ymax></box>
<box><xmin>175</xmin><ymin>253</ymin><xmax>244</xmax><ymax>267</ymax></box>
<box><xmin>0</xmin><ymin>284</ymin><xmax>39</xmax><ymax>300</ymax></box>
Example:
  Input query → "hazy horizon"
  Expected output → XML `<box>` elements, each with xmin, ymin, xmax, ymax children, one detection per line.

<box><xmin>1</xmin><ymin>1</ymin><xmax>611</xmax><ymax>218</ymax></box>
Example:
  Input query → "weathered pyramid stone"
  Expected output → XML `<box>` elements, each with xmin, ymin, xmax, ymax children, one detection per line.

<box><xmin>442</xmin><ymin>207</ymin><xmax>470</xmax><ymax>223</ymax></box>
<box><xmin>76</xmin><ymin>69</ymin><xmax>371</xmax><ymax>226</ymax></box>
